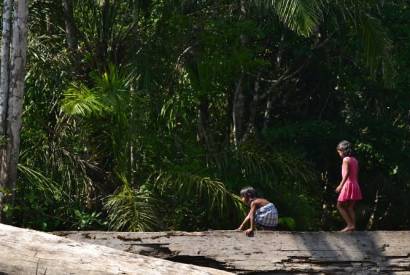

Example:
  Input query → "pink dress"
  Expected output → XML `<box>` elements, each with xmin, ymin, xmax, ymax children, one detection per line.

<box><xmin>338</xmin><ymin>156</ymin><xmax>362</xmax><ymax>202</ymax></box>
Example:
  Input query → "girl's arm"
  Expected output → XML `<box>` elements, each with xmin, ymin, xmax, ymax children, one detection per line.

<box><xmin>336</xmin><ymin>158</ymin><xmax>350</xmax><ymax>193</ymax></box>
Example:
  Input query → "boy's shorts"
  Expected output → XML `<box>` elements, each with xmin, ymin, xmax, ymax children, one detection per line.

<box><xmin>256</xmin><ymin>223</ymin><xmax>277</xmax><ymax>231</ymax></box>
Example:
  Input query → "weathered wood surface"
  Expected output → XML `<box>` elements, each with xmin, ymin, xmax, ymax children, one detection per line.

<box><xmin>0</xmin><ymin>224</ymin><xmax>232</xmax><ymax>275</ymax></box>
<box><xmin>56</xmin><ymin>230</ymin><xmax>410</xmax><ymax>274</ymax></box>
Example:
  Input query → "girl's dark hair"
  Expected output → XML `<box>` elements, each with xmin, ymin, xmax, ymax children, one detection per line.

<box><xmin>240</xmin><ymin>186</ymin><xmax>256</xmax><ymax>198</ymax></box>
<box><xmin>336</xmin><ymin>140</ymin><xmax>353</xmax><ymax>157</ymax></box>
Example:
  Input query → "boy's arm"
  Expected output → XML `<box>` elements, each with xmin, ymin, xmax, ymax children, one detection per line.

<box><xmin>245</xmin><ymin>202</ymin><xmax>257</xmax><ymax>236</ymax></box>
<box><xmin>237</xmin><ymin>213</ymin><xmax>250</xmax><ymax>230</ymax></box>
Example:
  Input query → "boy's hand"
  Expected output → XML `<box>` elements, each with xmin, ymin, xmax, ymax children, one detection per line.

<box><xmin>245</xmin><ymin>228</ymin><xmax>254</xmax><ymax>236</ymax></box>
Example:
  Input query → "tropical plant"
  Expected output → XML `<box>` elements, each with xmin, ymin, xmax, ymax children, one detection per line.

<box><xmin>6</xmin><ymin>0</ymin><xmax>410</xmax><ymax>232</ymax></box>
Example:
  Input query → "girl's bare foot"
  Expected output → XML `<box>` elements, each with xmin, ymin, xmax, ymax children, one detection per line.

<box><xmin>340</xmin><ymin>226</ymin><xmax>355</xmax><ymax>232</ymax></box>
<box><xmin>346</xmin><ymin>226</ymin><xmax>355</xmax><ymax>232</ymax></box>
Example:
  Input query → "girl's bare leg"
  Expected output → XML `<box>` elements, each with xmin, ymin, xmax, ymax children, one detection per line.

<box><xmin>337</xmin><ymin>201</ymin><xmax>353</xmax><ymax>231</ymax></box>
<box><xmin>346</xmin><ymin>201</ymin><xmax>356</xmax><ymax>231</ymax></box>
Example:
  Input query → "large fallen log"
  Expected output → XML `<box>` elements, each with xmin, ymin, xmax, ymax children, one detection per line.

<box><xmin>56</xmin><ymin>230</ymin><xmax>410</xmax><ymax>274</ymax></box>
<box><xmin>0</xmin><ymin>224</ymin><xmax>232</xmax><ymax>275</ymax></box>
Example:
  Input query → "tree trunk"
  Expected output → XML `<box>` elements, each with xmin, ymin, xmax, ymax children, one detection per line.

<box><xmin>0</xmin><ymin>224</ymin><xmax>231</xmax><ymax>275</ymax></box>
<box><xmin>263</xmin><ymin>91</ymin><xmax>273</xmax><ymax>130</ymax></box>
<box><xmin>232</xmin><ymin>77</ymin><xmax>246</xmax><ymax>147</ymax></box>
<box><xmin>5</xmin><ymin>0</ymin><xmax>29</xmax><ymax>200</ymax></box>
<box><xmin>198</xmin><ymin>97</ymin><xmax>214</xmax><ymax>152</ymax></box>
<box><xmin>57</xmin><ymin>230</ymin><xmax>410</xmax><ymax>274</ymax></box>
<box><xmin>0</xmin><ymin>0</ymin><xmax>12</xmax><ymax>132</ymax></box>
<box><xmin>367</xmin><ymin>189</ymin><xmax>380</xmax><ymax>230</ymax></box>
<box><xmin>62</xmin><ymin>0</ymin><xmax>77</xmax><ymax>51</ymax></box>
<box><xmin>232</xmin><ymin>0</ymin><xmax>248</xmax><ymax>147</ymax></box>
<box><xmin>245</xmin><ymin>75</ymin><xmax>260</xmax><ymax>139</ymax></box>
<box><xmin>0</xmin><ymin>0</ymin><xmax>13</xmax><ymax>221</ymax></box>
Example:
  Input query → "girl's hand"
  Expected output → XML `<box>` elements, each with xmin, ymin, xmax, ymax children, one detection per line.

<box><xmin>335</xmin><ymin>184</ymin><xmax>343</xmax><ymax>193</ymax></box>
<box><xmin>245</xmin><ymin>228</ymin><xmax>254</xmax><ymax>236</ymax></box>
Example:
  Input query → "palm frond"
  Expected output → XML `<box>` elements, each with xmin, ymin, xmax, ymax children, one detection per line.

<box><xmin>359</xmin><ymin>14</ymin><xmax>394</xmax><ymax>84</ymax></box>
<box><xmin>105</xmin><ymin>176</ymin><xmax>160</xmax><ymax>231</ymax></box>
<box><xmin>91</xmin><ymin>64</ymin><xmax>138</xmax><ymax>95</ymax></box>
<box><xmin>252</xmin><ymin>0</ymin><xmax>325</xmax><ymax>37</ymax></box>
<box><xmin>327</xmin><ymin>0</ymin><xmax>395</xmax><ymax>85</ymax></box>
<box><xmin>152</xmin><ymin>170</ymin><xmax>244</xmax><ymax>215</ymax></box>
<box><xmin>61</xmin><ymin>83</ymin><xmax>109</xmax><ymax>116</ymax></box>
<box><xmin>17</xmin><ymin>164</ymin><xmax>67</xmax><ymax>201</ymax></box>
<box><xmin>214</xmin><ymin>143</ymin><xmax>317</xmax><ymax>190</ymax></box>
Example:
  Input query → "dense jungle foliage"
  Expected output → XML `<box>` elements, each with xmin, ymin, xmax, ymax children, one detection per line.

<box><xmin>2</xmin><ymin>0</ymin><xmax>410</xmax><ymax>232</ymax></box>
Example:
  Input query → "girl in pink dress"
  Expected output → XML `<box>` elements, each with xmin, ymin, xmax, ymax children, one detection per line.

<box><xmin>336</xmin><ymin>140</ymin><xmax>362</xmax><ymax>232</ymax></box>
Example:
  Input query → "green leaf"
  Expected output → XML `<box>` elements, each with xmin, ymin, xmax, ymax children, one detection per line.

<box><xmin>252</xmin><ymin>0</ymin><xmax>324</xmax><ymax>37</ymax></box>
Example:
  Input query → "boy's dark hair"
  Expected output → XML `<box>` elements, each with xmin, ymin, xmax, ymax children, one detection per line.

<box><xmin>337</xmin><ymin>140</ymin><xmax>353</xmax><ymax>157</ymax></box>
<box><xmin>240</xmin><ymin>186</ymin><xmax>256</xmax><ymax>198</ymax></box>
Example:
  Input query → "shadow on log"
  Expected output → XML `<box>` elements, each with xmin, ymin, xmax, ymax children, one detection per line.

<box><xmin>55</xmin><ymin>230</ymin><xmax>410</xmax><ymax>274</ymax></box>
<box><xmin>0</xmin><ymin>224</ymin><xmax>232</xmax><ymax>275</ymax></box>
